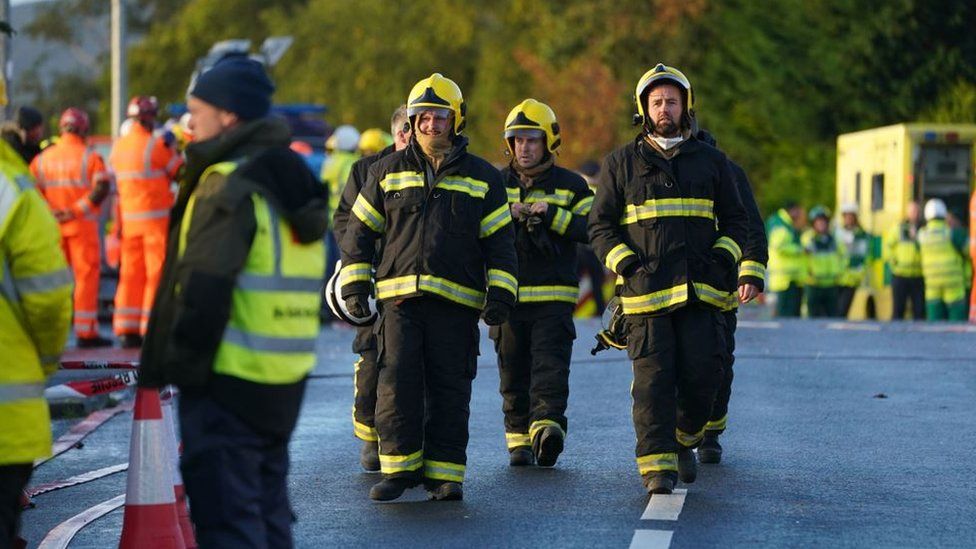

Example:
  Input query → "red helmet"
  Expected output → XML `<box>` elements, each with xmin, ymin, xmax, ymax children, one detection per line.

<box><xmin>127</xmin><ymin>95</ymin><xmax>158</xmax><ymax>123</ymax></box>
<box><xmin>59</xmin><ymin>107</ymin><xmax>90</xmax><ymax>136</ymax></box>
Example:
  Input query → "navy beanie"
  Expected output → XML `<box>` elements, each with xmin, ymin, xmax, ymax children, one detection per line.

<box><xmin>190</xmin><ymin>55</ymin><xmax>275</xmax><ymax>120</ymax></box>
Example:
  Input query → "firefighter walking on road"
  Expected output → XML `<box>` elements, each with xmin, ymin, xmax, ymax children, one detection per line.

<box><xmin>494</xmin><ymin>99</ymin><xmax>592</xmax><ymax>468</ymax></box>
<box><xmin>692</xmin><ymin>130</ymin><xmax>767</xmax><ymax>465</ymax></box>
<box><xmin>331</xmin><ymin>105</ymin><xmax>411</xmax><ymax>472</ymax></box>
<box><xmin>30</xmin><ymin>108</ymin><xmax>113</xmax><ymax>347</ymax></box>
<box><xmin>588</xmin><ymin>64</ymin><xmax>748</xmax><ymax>495</ymax></box>
<box><xmin>340</xmin><ymin>73</ymin><xmax>518</xmax><ymax>502</ymax></box>
<box><xmin>109</xmin><ymin>96</ymin><xmax>183</xmax><ymax>347</ymax></box>
<box><xmin>0</xmin><ymin>139</ymin><xmax>73</xmax><ymax>548</ymax></box>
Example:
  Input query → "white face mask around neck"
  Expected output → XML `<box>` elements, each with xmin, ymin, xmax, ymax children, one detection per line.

<box><xmin>649</xmin><ymin>134</ymin><xmax>685</xmax><ymax>150</ymax></box>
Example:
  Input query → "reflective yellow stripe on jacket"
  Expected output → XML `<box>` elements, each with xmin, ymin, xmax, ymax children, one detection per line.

<box><xmin>621</xmin><ymin>198</ymin><xmax>714</xmax><ymax>224</ymax></box>
<box><xmin>376</xmin><ymin>274</ymin><xmax>487</xmax><ymax>309</ymax></box>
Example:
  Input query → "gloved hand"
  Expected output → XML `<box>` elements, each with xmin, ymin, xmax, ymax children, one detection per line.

<box><xmin>345</xmin><ymin>294</ymin><xmax>371</xmax><ymax>318</ymax></box>
<box><xmin>481</xmin><ymin>299</ymin><xmax>511</xmax><ymax>326</ymax></box>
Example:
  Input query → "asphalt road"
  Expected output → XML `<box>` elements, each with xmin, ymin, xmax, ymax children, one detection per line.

<box><xmin>22</xmin><ymin>313</ymin><xmax>976</xmax><ymax>548</ymax></box>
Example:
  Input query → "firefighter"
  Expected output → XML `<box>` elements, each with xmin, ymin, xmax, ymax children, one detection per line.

<box><xmin>766</xmin><ymin>201</ymin><xmax>806</xmax><ymax>317</ymax></box>
<box><xmin>835</xmin><ymin>203</ymin><xmax>870</xmax><ymax>318</ymax></box>
<box><xmin>588</xmin><ymin>63</ymin><xmax>748</xmax><ymax>495</ymax></box>
<box><xmin>322</xmin><ymin>125</ymin><xmax>361</xmax><ymax>220</ymax></box>
<box><xmin>802</xmin><ymin>206</ymin><xmax>846</xmax><ymax>318</ymax></box>
<box><xmin>358</xmin><ymin>128</ymin><xmax>394</xmax><ymax>156</ymax></box>
<box><xmin>693</xmin><ymin>130</ymin><xmax>767</xmax><ymax>465</ymax></box>
<box><xmin>29</xmin><ymin>108</ymin><xmax>113</xmax><ymax>347</ymax></box>
<box><xmin>339</xmin><ymin>73</ymin><xmax>518</xmax><ymax>501</ymax></box>
<box><xmin>0</xmin><ymin>139</ymin><xmax>73</xmax><ymax>548</ymax></box>
<box><xmin>494</xmin><ymin>99</ymin><xmax>592</xmax><ymax>467</ymax></box>
<box><xmin>332</xmin><ymin>105</ymin><xmax>411</xmax><ymax>472</ymax></box>
<box><xmin>918</xmin><ymin>199</ymin><xmax>968</xmax><ymax>321</ymax></box>
<box><xmin>109</xmin><ymin>95</ymin><xmax>183</xmax><ymax>347</ymax></box>
<box><xmin>138</xmin><ymin>55</ymin><xmax>328</xmax><ymax>546</ymax></box>
<box><xmin>883</xmin><ymin>201</ymin><xmax>925</xmax><ymax>320</ymax></box>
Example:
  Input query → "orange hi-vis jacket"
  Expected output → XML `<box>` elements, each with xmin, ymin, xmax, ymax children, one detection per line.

<box><xmin>29</xmin><ymin>133</ymin><xmax>109</xmax><ymax>234</ymax></box>
<box><xmin>109</xmin><ymin>124</ymin><xmax>183</xmax><ymax>232</ymax></box>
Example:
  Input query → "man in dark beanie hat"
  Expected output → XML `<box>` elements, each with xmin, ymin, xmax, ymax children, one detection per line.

<box><xmin>139</xmin><ymin>53</ymin><xmax>329</xmax><ymax>547</ymax></box>
<box><xmin>1</xmin><ymin>106</ymin><xmax>44</xmax><ymax>164</ymax></box>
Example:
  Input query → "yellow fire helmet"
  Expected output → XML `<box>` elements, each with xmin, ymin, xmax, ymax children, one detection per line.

<box><xmin>634</xmin><ymin>63</ymin><xmax>694</xmax><ymax>125</ymax></box>
<box><xmin>358</xmin><ymin>128</ymin><xmax>393</xmax><ymax>155</ymax></box>
<box><xmin>407</xmin><ymin>73</ymin><xmax>466</xmax><ymax>134</ymax></box>
<box><xmin>503</xmin><ymin>98</ymin><xmax>561</xmax><ymax>156</ymax></box>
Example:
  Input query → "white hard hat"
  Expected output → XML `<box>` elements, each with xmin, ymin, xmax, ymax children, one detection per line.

<box><xmin>324</xmin><ymin>260</ymin><xmax>377</xmax><ymax>327</ymax></box>
<box><xmin>923</xmin><ymin>198</ymin><xmax>947</xmax><ymax>221</ymax></box>
<box><xmin>840</xmin><ymin>202</ymin><xmax>858</xmax><ymax>215</ymax></box>
<box><xmin>331</xmin><ymin>125</ymin><xmax>361</xmax><ymax>152</ymax></box>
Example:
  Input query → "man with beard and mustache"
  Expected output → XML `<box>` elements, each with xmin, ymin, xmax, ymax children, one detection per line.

<box><xmin>588</xmin><ymin>63</ymin><xmax>748</xmax><ymax>495</ymax></box>
<box><xmin>493</xmin><ymin>99</ymin><xmax>593</xmax><ymax>468</ymax></box>
<box><xmin>339</xmin><ymin>73</ymin><xmax>518</xmax><ymax>501</ymax></box>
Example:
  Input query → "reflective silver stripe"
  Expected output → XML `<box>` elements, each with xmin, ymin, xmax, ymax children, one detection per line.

<box><xmin>0</xmin><ymin>382</ymin><xmax>45</xmax><ymax>403</ymax></box>
<box><xmin>0</xmin><ymin>173</ymin><xmax>19</xmax><ymax>230</ymax></box>
<box><xmin>114</xmin><ymin>307</ymin><xmax>143</xmax><ymax>316</ymax></box>
<box><xmin>236</xmin><ymin>273</ymin><xmax>322</xmax><ymax>292</ymax></box>
<box><xmin>125</xmin><ymin>418</ymin><xmax>178</xmax><ymax>505</ymax></box>
<box><xmin>15</xmin><ymin>268</ymin><xmax>73</xmax><ymax>294</ymax></box>
<box><xmin>34</xmin><ymin>179</ymin><xmax>87</xmax><ymax>189</ymax></box>
<box><xmin>223</xmin><ymin>326</ymin><xmax>318</xmax><ymax>354</ymax></box>
<box><xmin>115</xmin><ymin>170</ymin><xmax>168</xmax><ymax>180</ymax></box>
<box><xmin>122</xmin><ymin>209</ymin><xmax>169</xmax><ymax>221</ymax></box>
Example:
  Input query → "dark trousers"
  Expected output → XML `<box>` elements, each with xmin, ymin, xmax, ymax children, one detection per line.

<box><xmin>0</xmin><ymin>464</ymin><xmax>32</xmax><ymax>549</ymax></box>
<box><xmin>578</xmin><ymin>244</ymin><xmax>607</xmax><ymax>316</ymax></box>
<box><xmin>837</xmin><ymin>285</ymin><xmax>857</xmax><ymax>318</ymax></box>
<box><xmin>492</xmin><ymin>308</ymin><xmax>575</xmax><ymax>448</ymax></box>
<box><xmin>775</xmin><ymin>283</ymin><xmax>803</xmax><ymax>317</ymax></box>
<box><xmin>375</xmin><ymin>297</ymin><xmax>480</xmax><ymax>482</ymax></box>
<box><xmin>179</xmin><ymin>393</ymin><xmax>294</xmax><ymax>549</ymax></box>
<box><xmin>352</xmin><ymin>324</ymin><xmax>378</xmax><ymax>442</ymax></box>
<box><xmin>806</xmin><ymin>286</ymin><xmax>839</xmax><ymax>318</ymax></box>
<box><xmin>628</xmin><ymin>304</ymin><xmax>726</xmax><ymax>461</ymax></box>
<box><xmin>891</xmin><ymin>275</ymin><xmax>925</xmax><ymax>320</ymax></box>
<box><xmin>707</xmin><ymin>311</ymin><xmax>737</xmax><ymax>433</ymax></box>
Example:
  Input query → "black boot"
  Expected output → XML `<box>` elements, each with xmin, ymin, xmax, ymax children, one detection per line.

<box><xmin>77</xmin><ymin>335</ymin><xmax>113</xmax><ymax>348</ymax></box>
<box><xmin>426</xmin><ymin>480</ymin><xmax>463</xmax><ymax>501</ymax></box>
<box><xmin>509</xmin><ymin>447</ymin><xmax>534</xmax><ymax>467</ymax></box>
<box><xmin>533</xmin><ymin>425</ymin><xmax>564</xmax><ymax>467</ymax></box>
<box><xmin>698</xmin><ymin>433</ymin><xmax>723</xmax><ymax>464</ymax></box>
<box><xmin>677</xmin><ymin>447</ymin><xmax>697</xmax><ymax>483</ymax></box>
<box><xmin>119</xmin><ymin>334</ymin><xmax>143</xmax><ymax>349</ymax></box>
<box><xmin>643</xmin><ymin>471</ymin><xmax>677</xmax><ymax>495</ymax></box>
<box><xmin>360</xmin><ymin>441</ymin><xmax>380</xmax><ymax>472</ymax></box>
<box><xmin>369</xmin><ymin>477</ymin><xmax>418</xmax><ymax>501</ymax></box>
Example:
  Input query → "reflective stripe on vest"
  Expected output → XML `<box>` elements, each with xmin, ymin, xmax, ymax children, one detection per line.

<box><xmin>919</xmin><ymin>221</ymin><xmax>964</xmax><ymax>288</ymax></box>
<box><xmin>181</xmin><ymin>161</ymin><xmax>325</xmax><ymax>385</ymax></box>
<box><xmin>0</xmin><ymin>381</ymin><xmax>45</xmax><ymax>403</ymax></box>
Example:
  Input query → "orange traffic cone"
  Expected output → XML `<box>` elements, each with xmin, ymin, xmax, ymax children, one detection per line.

<box><xmin>118</xmin><ymin>387</ymin><xmax>186</xmax><ymax>549</ymax></box>
<box><xmin>161</xmin><ymin>391</ymin><xmax>197</xmax><ymax>548</ymax></box>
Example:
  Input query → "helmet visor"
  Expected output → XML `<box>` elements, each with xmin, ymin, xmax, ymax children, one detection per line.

<box><xmin>407</xmin><ymin>106</ymin><xmax>452</xmax><ymax>120</ymax></box>
<box><xmin>504</xmin><ymin>128</ymin><xmax>545</xmax><ymax>140</ymax></box>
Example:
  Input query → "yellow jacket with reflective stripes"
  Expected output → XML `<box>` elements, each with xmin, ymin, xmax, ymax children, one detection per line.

<box><xmin>588</xmin><ymin>136</ymin><xmax>749</xmax><ymax>316</ymax></box>
<box><xmin>801</xmin><ymin>229</ymin><xmax>846</xmax><ymax>287</ymax></box>
<box><xmin>501</xmin><ymin>164</ymin><xmax>593</xmax><ymax>306</ymax></box>
<box><xmin>321</xmin><ymin>150</ymin><xmax>360</xmax><ymax>220</ymax></box>
<box><xmin>918</xmin><ymin>219</ymin><xmax>965</xmax><ymax>293</ymax></box>
<box><xmin>766</xmin><ymin>209</ymin><xmax>805</xmax><ymax>292</ymax></box>
<box><xmin>883</xmin><ymin>221</ymin><xmax>923</xmax><ymax>278</ymax></box>
<box><xmin>339</xmin><ymin>137</ymin><xmax>518</xmax><ymax>310</ymax></box>
<box><xmin>0</xmin><ymin>141</ymin><xmax>73</xmax><ymax>465</ymax></box>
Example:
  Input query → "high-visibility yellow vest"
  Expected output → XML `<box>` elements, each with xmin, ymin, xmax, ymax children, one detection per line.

<box><xmin>180</xmin><ymin>161</ymin><xmax>325</xmax><ymax>385</ymax></box>
<box><xmin>321</xmin><ymin>150</ymin><xmax>359</xmax><ymax>220</ymax></box>
<box><xmin>802</xmin><ymin>230</ymin><xmax>845</xmax><ymax>287</ymax></box>
<box><xmin>767</xmin><ymin>209</ymin><xmax>805</xmax><ymax>292</ymax></box>
<box><xmin>884</xmin><ymin>222</ymin><xmax>923</xmax><ymax>278</ymax></box>
<box><xmin>918</xmin><ymin>219</ymin><xmax>964</xmax><ymax>293</ymax></box>
<box><xmin>0</xmin><ymin>143</ymin><xmax>73</xmax><ymax>464</ymax></box>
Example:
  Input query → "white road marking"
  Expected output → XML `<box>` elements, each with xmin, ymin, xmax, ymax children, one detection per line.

<box><xmin>737</xmin><ymin>320</ymin><xmax>781</xmax><ymax>329</ymax></box>
<box><xmin>640</xmin><ymin>489</ymin><xmax>687</xmax><ymax>521</ymax></box>
<box><xmin>826</xmin><ymin>322</ymin><xmax>882</xmax><ymax>331</ymax></box>
<box><xmin>629</xmin><ymin>529</ymin><xmax>674</xmax><ymax>549</ymax></box>
<box><xmin>912</xmin><ymin>324</ymin><xmax>976</xmax><ymax>333</ymax></box>
<box><xmin>37</xmin><ymin>493</ymin><xmax>125</xmax><ymax>549</ymax></box>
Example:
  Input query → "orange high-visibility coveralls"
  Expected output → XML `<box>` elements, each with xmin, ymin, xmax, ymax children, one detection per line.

<box><xmin>109</xmin><ymin>124</ymin><xmax>183</xmax><ymax>336</ymax></box>
<box><xmin>29</xmin><ymin>133</ymin><xmax>109</xmax><ymax>338</ymax></box>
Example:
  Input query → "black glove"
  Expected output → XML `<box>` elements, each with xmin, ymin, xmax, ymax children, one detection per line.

<box><xmin>345</xmin><ymin>294</ymin><xmax>371</xmax><ymax>318</ymax></box>
<box><xmin>481</xmin><ymin>299</ymin><xmax>511</xmax><ymax>326</ymax></box>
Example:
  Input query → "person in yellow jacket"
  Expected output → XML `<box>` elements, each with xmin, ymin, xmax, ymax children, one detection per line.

<box><xmin>918</xmin><ymin>199</ymin><xmax>968</xmax><ymax>321</ymax></box>
<box><xmin>801</xmin><ymin>206</ymin><xmax>846</xmax><ymax>317</ymax></box>
<box><xmin>0</xmin><ymin>139</ymin><xmax>73</xmax><ymax>547</ymax></box>
<box><xmin>321</xmin><ymin>125</ymin><xmax>361</xmax><ymax>306</ymax></box>
<box><xmin>765</xmin><ymin>201</ymin><xmax>806</xmax><ymax>317</ymax></box>
<box><xmin>883</xmin><ymin>201</ymin><xmax>924</xmax><ymax>320</ymax></box>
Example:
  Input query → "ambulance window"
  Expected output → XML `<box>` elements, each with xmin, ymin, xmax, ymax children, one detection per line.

<box><xmin>855</xmin><ymin>172</ymin><xmax>861</xmax><ymax>205</ymax></box>
<box><xmin>871</xmin><ymin>173</ymin><xmax>884</xmax><ymax>211</ymax></box>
